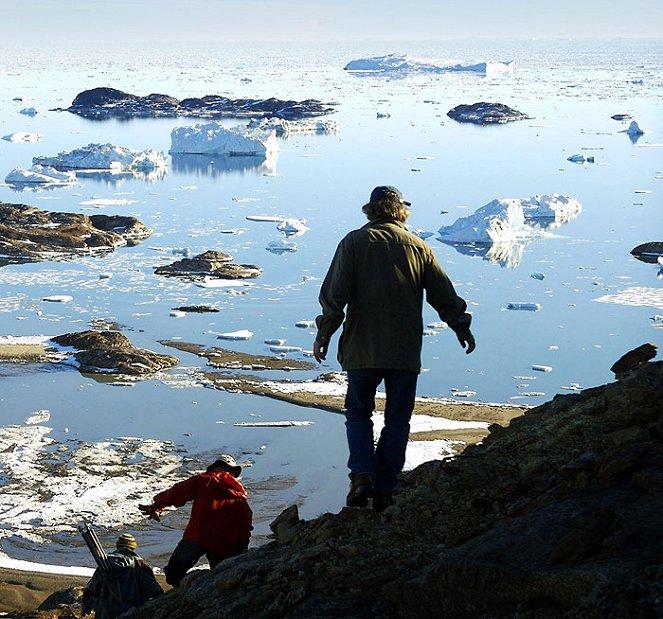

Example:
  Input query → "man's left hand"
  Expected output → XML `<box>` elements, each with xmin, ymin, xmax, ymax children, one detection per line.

<box><xmin>457</xmin><ymin>330</ymin><xmax>476</xmax><ymax>354</ymax></box>
<box><xmin>313</xmin><ymin>339</ymin><xmax>327</xmax><ymax>363</ymax></box>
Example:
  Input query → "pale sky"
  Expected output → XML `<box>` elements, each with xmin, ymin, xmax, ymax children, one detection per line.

<box><xmin>4</xmin><ymin>0</ymin><xmax>663</xmax><ymax>46</ymax></box>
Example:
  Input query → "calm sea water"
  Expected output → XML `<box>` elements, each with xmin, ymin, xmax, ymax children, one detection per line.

<box><xmin>0</xmin><ymin>39</ymin><xmax>661</xmax><ymax>566</ymax></box>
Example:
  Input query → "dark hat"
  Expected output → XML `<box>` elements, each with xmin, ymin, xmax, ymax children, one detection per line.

<box><xmin>211</xmin><ymin>454</ymin><xmax>242</xmax><ymax>477</ymax></box>
<box><xmin>369</xmin><ymin>185</ymin><xmax>411</xmax><ymax>206</ymax></box>
<box><xmin>116</xmin><ymin>533</ymin><xmax>137</xmax><ymax>550</ymax></box>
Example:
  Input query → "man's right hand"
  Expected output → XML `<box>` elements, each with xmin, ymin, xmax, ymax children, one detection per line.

<box><xmin>313</xmin><ymin>339</ymin><xmax>327</xmax><ymax>363</ymax></box>
<box><xmin>139</xmin><ymin>503</ymin><xmax>164</xmax><ymax>522</ymax></box>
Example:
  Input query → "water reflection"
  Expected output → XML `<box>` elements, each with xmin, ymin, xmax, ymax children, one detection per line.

<box><xmin>438</xmin><ymin>239</ymin><xmax>529</xmax><ymax>268</ymax></box>
<box><xmin>170</xmin><ymin>153</ymin><xmax>278</xmax><ymax>177</ymax></box>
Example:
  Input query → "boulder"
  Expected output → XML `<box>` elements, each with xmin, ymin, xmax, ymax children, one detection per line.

<box><xmin>51</xmin><ymin>330</ymin><xmax>178</xmax><ymax>375</ymax></box>
<box><xmin>447</xmin><ymin>101</ymin><xmax>531</xmax><ymax>124</ymax></box>
<box><xmin>0</xmin><ymin>202</ymin><xmax>152</xmax><ymax>261</ymax></box>
<box><xmin>155</xmin><ymin>250</ymin><xmax>262</xmax><ymax>281</ymax></box>
<box><xmin>65</xmin><ymin>87</ymin><xmax>336</xmax><ymax>120</ymax></box>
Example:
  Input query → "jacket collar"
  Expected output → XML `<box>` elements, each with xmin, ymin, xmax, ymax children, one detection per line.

<box><xmin>363</xmin><ymin>217</ymin><xmax>407</xmax><ymax>230</ymax></box>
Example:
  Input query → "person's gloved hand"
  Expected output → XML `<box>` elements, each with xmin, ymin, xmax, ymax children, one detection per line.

<box><xmin>457</xmin><ymin>329</ymin><xmax>476</xmax><ymax>355</ymax></box>
<box><xmin>139</xmin><ymin>503</ymin><xmax>164</xmax><ymax>522</ymax></box>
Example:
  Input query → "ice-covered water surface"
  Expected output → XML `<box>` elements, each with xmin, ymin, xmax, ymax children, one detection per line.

<box><xmin>0</xmin><ymin>38</ymin><xmax>661</xmax><ymax>567</ymax></box>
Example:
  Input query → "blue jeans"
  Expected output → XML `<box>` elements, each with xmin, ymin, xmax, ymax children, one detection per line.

<box><xmin>344</xmin><ymin>368</ymin><xmax>418</xmax><ymax>494</ymax></box>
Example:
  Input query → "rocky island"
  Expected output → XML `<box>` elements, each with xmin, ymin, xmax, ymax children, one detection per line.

<box><xmin>154</xmin><ymin>250</ymin><xmax>262</xmax><ymax>282</ymax></box>
<box><xmin>0</xmin><ymin>202</ymin><xmax>151</xmax><ymax>263</ymax></box>
<box><xmin>63</xmin><ymin>87</ymin><xmax>337</xmax><ymax>121</ymax></box>
<box><xmin>447</xmin><ymin>102</ymin><xmax>531</xmax><ymax>125</ymax></box>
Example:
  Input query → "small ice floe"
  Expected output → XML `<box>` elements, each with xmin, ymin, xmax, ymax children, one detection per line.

<box><xmin>611</xmin><ymin>114</ymin><xmax>632</xmax><ymax>121</ymax></box>
<box><xmin>561</xmin><ymin>383</ymin><xmax>583</xmax><ymax>391</ymax></box>
<box><xmin>594</xmin><ymin>287</ymin><xmax>663</xmax><ymax>309</ymax></box>
<box><xmin>264</xmin><ymin>338</ymin><xmax>286</xmax><ymax>346</ymax></box>
<box><xmin>217</xmin><ymin>329</ymin><xmax>253</xmax><ymax>340</ymax></box>
<box><xmin>196</xmin><ymin>278</ymin><xmax>253</xmax><ymax>289</ymax></box>
<box><xmin>377</xmin><ymin>111</ymin><xmax>391</xmax><ymax>119</ymax></box>
<box><xmin>621</xmin><ymin>120</ymin><xmax>646</xmax><ymax>137</ymax></box>
<box><xmin>506</xmin><ymin>302</ymin><xmax>541</xmax><ymax>311</ymax></box>
<box><xmin>20</xmin><ymin>107</ymin><xmax>38</xmax><ymax>116</ymax></box>
<box><xmin>295</xmin><ymin>319</ymin><xmax>316</xmax><ymax>328</ymax></box>
<box><xmin>171</xmin><ymin>247</ymin><xmax>191</xmax><ymax>257</ymax></box>
<box><xmin>567</xmin><ymin>154</ymin><xmax>595</xmax><ymax>164</ymax></box>
<box><xmin>269</xmin><ymin>345</ymin><xmax>303</xmax><ymax>353</ymax></box>
<box><xmin>42</xmin><ymin>295</ymin><xmax>73</xmax><ymax>303</ymax></box>
<box><xmin>33</xmin><ymin>143</ymin><xmax>167</xmax><ymax>174</ymax></box>
<box><xmin>532</xmin><ymin>364</ymin><xmax>552</xmax><ymax>372</ymax></box>
<box><xmin>426</xmin><ymin>321</ymin><xmax>448</xmax><ymax>329</ymax></box>
<box><xmin>2</xmin><ymin>132</ymin><xmax>44</xmax><ymax>143</ymax></box>
<box><xmin>234</xmin><ymin>420</ymin><xmax>314</xmax><ymax>427</ymax></box>
<box><xmin>98</xmin><ymin>273</ymin><xmax>113</xmax><ymax>279</ymax></box>
<box><xmin>5</xmin><ymin>165</ymin><xmax>76</xmax><ymax>187</ymax></box>
<box><xmin>531</xmin><ymin>272</ymin><xmax>546</xmax><ymax>280</ymax></box>
<box><xmin>451</xmin><ymin>388</ymin><xmax>476</xmax><ymax>397</ymax></box>
<box><xmin>79</xmin><ymin>198</ymin><xmax>137</xmax><ymax>207</ymax></box>
<box><xmin>519</xmin><ymin>391</ymin><xmax>545</xmax><ymax>397</ymax></box>
<box><xmin>412</xmin><ymin>228</ymin><xmax>434</xmax><ymax>239</ymax></box>
<box><xmin>423</xmin><ymin>329</ymin><xmax>439</xmax><ymax>336</ymax></box>
<box><xmin>170</xmin><ymin>122</ymin><xmax>279</xmax><ymax>157</ymax></box>
<box><xmin>219</xmin><ymin>228</ymin><xmax>248</xmax><ymax>235</ymax></box>
<box><xmin>247</xmin><ymin>117</ymin><xmax>340</xmax><ymax>136</ymax></box>
<box><xmin>246</xmin><ymin>214</ymin><xmax>285</xmax><ymax>222</ymax></box>
<box><xmin>344</xmin><ymin>53</ymin><xmax>515</xmax><ymax>75</ymax></box>
<box><xmin>25</xmin><ymin>409</ymin><xmax>50</xmax><ymax>425</ymax></box>
<box><xmin>277</xmin><ymin>219</ymin><xmax>310</xmax><ymax>236</ymax></box>
<box><xmin>169</xmin><ymin>310</ymin><xmax>186</xmax><ymax>318</ymax></box>
<box><xmin>266</xmin><ymin>240</ymin><xmax>297</xmax><ymax>254</ymax></box>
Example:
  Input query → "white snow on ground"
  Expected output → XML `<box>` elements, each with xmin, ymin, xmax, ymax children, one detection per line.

<box><xmin>170</xmin><ymin>122</ymin><xmax>279</xmax><ymax>157</ymax></box>
<box><xmin>0</xmin><ymin>554</ymin><xmax>94</xmax><ymax>577</ymax></box>
<box><xmin>594</xmin><ymin>287</ymin><xmax>663</xmax><ymax>309</ymax></box>
<box><xmin>0</xmin><ymin>416</ymin><xmax>186</xmax><ymax>548</ymax></box>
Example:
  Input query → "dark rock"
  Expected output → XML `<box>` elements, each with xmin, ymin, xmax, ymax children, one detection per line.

<box><xmin>51</xmin><ymin>330</ymin><xmax>178</xmax><ymax>375</ymax></box>
<box><xmin>172</xmin><ymin>305</ymin><xmax>220</xmax><ymax>313</ymax></box>
<box><xmin>630</xmin><ymin>241</ymin><xmax>663</xmax><ymax>264</ymax></box>
<box><xmin>38</xmin><ymin>587</ymin><xmax>85</xmax><ymax>610</ymax></box>
<box><xmin>447</xmin><ymin>101</ymin><xmax>531</xmax><ymax>125</ymax></box>
<box><xmin>155</xmin><ymin>250</ymin><xmax>262</xmax><ymax>281</ymax></box>
<box><xmin>610</xmin><ymin>342</ymin><xmax>657</xmax><ymax>379</ymax></box>
<box><xmin>121</xmin><ymin>357</ymin><xmax>663</xmax><ymax>619</ymax></box>
<box><xmin>612</xmin><ymin>113</ymin><xmax>633</xmax><ymax>121</ymax></box>
<box><xmin>0</xmin><ymin>201</ymin><xmax>151</xmax><ymax>262</ymax></box>
<box><xmin>65</xmin><ymin>87</ymin><xmax>336</xmax><ymax>121</ymax></box>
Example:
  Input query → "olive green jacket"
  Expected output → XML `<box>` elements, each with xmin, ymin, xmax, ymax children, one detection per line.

<box><xmin>316</xmin><ymin>218</ymin><xmax>472</xmax><ymax>372</ymax></box>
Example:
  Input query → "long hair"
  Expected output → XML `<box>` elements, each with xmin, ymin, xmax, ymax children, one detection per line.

<box><xmin>362</xmin><ymin>198</ymin><xmax>410</xmax><ymax>222</ymax></box>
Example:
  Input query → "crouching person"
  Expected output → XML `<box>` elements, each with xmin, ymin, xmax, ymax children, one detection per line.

<box><xmin>140</xmin><ymin>454</ymin><xmax>253</xmax><ymax>588</ymax></box>
<box><xmin>81</xmin><ymin>533</ymin><xmax>163</xmax><ymax>619</ymax></box>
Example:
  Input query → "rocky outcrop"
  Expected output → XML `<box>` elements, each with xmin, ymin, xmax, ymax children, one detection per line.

<box><xmin>631</xmin><ymin>241</ymin><xmax>663</xmax><ymax>264</ymax></box>
<box><xmin>154</xmin><ymin>250</ymin><xmax>262</xmax><ymax>281</ymax></box>
<box><xmin>447</xmin><ymin>102</ymin><xmax>530</xmax><ymax>124</ymax></box>
<box><xmin>51</xmin><ymin>331</ymin><xmax>178</xmax><ymax>375</ymax></box>
<box><xmin>0</xmin><ymin>202</ymin><xmax>151</xmax><ymax>262</ymax></box>
<box><xmin>64</xmin><ymin>87</ymin><xmax>336</xmax><ymax>121</ymax></box>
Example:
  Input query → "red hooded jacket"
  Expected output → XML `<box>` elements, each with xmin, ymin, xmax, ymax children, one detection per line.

<box><xmin>153</xmin><ymin>471</ymin><xmax>252</xmax><ymax>558</ymax></box>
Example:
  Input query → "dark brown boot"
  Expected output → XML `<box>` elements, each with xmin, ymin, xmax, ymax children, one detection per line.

<box><xmin>346</xmin><ymin>473</ymin><xmax>375</xmax><ymax>507</ymax></box>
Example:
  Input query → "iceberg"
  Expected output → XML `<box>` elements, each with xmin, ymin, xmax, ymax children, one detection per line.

<box><xmin>344</xmin><ymin>54</ymin><xmax>515</xmax><ymax>75</ymax></box>
<box><xmin>19</xmin><ymin>107</ymin><xmax>38</xmax><ymax>116</ymax></box>
<box><xmin>266</xmin><ymin>239</ymin><xmax>297</xmax><ymax>254</ymax></box>
<box><xmin>277</xmin><ymin>218</ymin><xmax>310</xmax><ymax>237</ymax></box>
<box><xmin>248</xmin><ymin>117</ymin><xmax>340</xmax><ymax>136</ymax></box>
<box><xmin>170</xmin><ymin>122</ymin><xmax>279</xmax><ymax>157</ymax></box>
<box><xmin>567</xmin><ymin>154</ymin><xmax>595</xmax><ymax>164</ymax></box>
<box><xmin>33</xmin><ymin>143</ymin><xmax>167</xmax><ymax>173</ymax></box>
<box><xmin>5</xmin><ymin>165</ymin><xmax>76</xmax><ymax>187</ymax></box>
<box><xmin>217</xmin><ymin>329</ymin><xmax>253</xmax><ymax>340</ymax></box>
<box><xmin>622</xmin><ymin>120</ymin><xmax>645</xmax><ymax>137</ymax></box>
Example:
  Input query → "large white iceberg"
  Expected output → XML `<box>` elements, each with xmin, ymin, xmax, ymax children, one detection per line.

<box><xmin>438</xmin><ymin>194</ymin><xmax>582</xmax><ymax>244</ymax></box>
<box><xmin>344</xmin><ymin>54</ymin><xmax>515</xmax><ymax>75</ymax></box>
<box><xmin>170</xmin><ymin>122</ymin><xmax>279</xmax><ymax>157</ymax></box>
<box><xmin>5</xmin><ymin>165</ymin><xmax>76</xmax><ymax>186</ymax></box>
<box><xmin>33</xmin><ymin>143</ymin><xmax>167</xmax><ymax>172</ymax></box>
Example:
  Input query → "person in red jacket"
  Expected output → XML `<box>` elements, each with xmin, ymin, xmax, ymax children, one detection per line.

<box><xmin>139</xmin><ymin>454</ymin><xmax>252</xmax><ymax>587</ymax></box>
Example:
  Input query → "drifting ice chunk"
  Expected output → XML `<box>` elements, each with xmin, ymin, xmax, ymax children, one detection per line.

<box><xmin>567</xmin><ymin>154</ymin><xmax>595</xmax><ymax>163</ymax></box>
<box><xmin>264</xmin><ymin>339</ymin><xmax>286</xmax><ymax>346</ymax></box>
<box><xmin>5</xmin><ymin>165</ymin><xmax>76</xmax><ymax>186</ymax></box>
<box><xmin>42</xmin><ymin>295</ymin><xmax>73</xmax><ymax>303</ymax></box>
<box><xmin>277</xmin><ymin>219</ymin><xmax>310</xmax><ymax>236</ymax></box>
<box><xmin>266</xmin><ymin>240</ymin><xmax>297</xmax><ymax>254</ymax></box>
<box><xmin>217</xmin><ymin>330</ymin><xmax>253</xmax><ymax>340</ymax></box>
<box><xmin>170</xmin><ymin>122</ymin><xmax>279</xmax><ymax>157</ymax></box>
<box><xmin>506</xmin><ymin>302</ymin><xmax>542</xmax><ymax>311</ymax></box>
<box><xmin>248</xmin><ymin>117</ymin><xmax>340</xmax><ymax>136</ymax></box>
<box><xmin>622</xmin><ymin>120</ymin><xmax>645</xmax><ymax>137</ymax></box>
<box><xmin>33</xmin><ymin>143</ymin><xmax>167</xmax><ymax>172</ymax></box>
<box><xmin>531</xmin><ymin>272</ymin><xmax>546</xmax><ymax>280</ymax></box>
<box><xmin>2</xmin><ymin>132</ymin><xmax>44</xmax><ymax>143</ymax></box>
<box><xmin>296</xmin><ymin>320</ymin><xmax>316</xmax><ymax>328</ymax></box>
<box><xmin>169</xmin><ymin>310</ymin><xmax>186</xmax><ymax>318</ymax></box>
<box><xmin>269</xmin><ymin>345</ymin><xmax>303</xmax><ymax>353</ymax></box>
<box><xmin>521</xmin><ymin>194</ymin><xmax>582</xmax><ymax>227</ymax></box>
<box><xmin>532</xmin><ymin>364</ymin><xmax>552</xmax><ymax>372</ymax></box>
<box><xmin>20</xmin><ymin>107</ymin><xmax>38</xmax><ymax>116</ymax></box>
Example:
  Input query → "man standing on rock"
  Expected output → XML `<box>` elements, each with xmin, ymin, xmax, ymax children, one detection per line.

<box><xmin>314</xmin><ymin>186</ymin><xmax>475</xmax><ymax>511</ymax></box>
<box><xmin>139</xmin><ymin>455</ymin><xmax>253</xmax><ymax>587</ymax></box>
